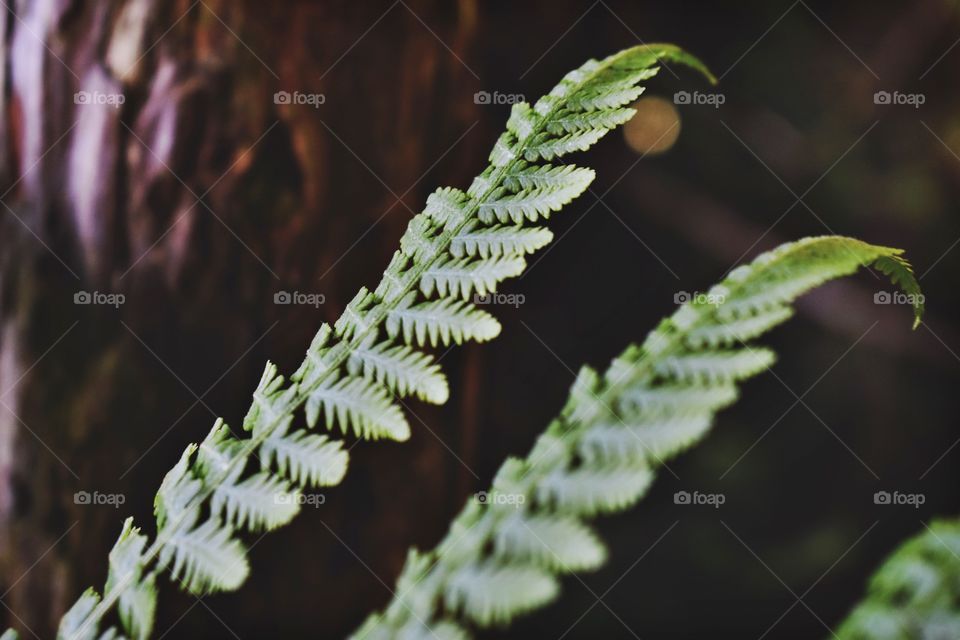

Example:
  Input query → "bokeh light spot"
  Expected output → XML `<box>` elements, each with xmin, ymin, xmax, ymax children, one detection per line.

<box><xmin>623</xmin><ymin>96</ymin><xmax>681</xmax><ymax>156</ymax></box>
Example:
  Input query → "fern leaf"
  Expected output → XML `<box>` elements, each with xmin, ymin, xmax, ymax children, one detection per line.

<box><xmin>654</xmin><ymin>348</ymin><xmax>777</xmax><ymax>383</ymax></box>
<box><xmin>477</xmin><ymin>169</ymin><xmax>594</xmax><ymax>224</ymax></box>
<box><xmin>348</xmin><ymin>338</ymin><xmax>449</xmax><ymax>404</ymax></box>
<box><xmin>158</xmin><ymin>518</ymin><xmax>249</xmax><ymax>595</ymax></box>
<box><xmin>386</xmin><ymin>295</ymin><xmax>501</xmax><ymax>347</ymax></box>
<box><xmin>837</xmin><ymin>518</ymin><xmax>960</xmax><ymax>639</ymax></box>
<box><xmin>105</xmin><ymin>519</ymin><xmax>156</xmax><ymax>640</ymax></box>
<box><xmin>450</xmin><ymin>223</ymin><xmax>553</xmax><ymax>259</ymax></box>
<box><xmin>494</xmin><ymin>512</ymin><xmax>606</xmax><ymax>572</ymax></box>
<box><xmin>424</xmin><ymin>186</ymin><xmax>473</xmax><ymax>227</ymax></box>
<box><xmin>305</xmin><ymin>375</ymin><xmax>410</xmax><ymax>441</ymax></box>
<box><xmin>444</xmin><ymin>563</ymin><xmax>558</xmax><ymax>626</ymax></box>
<box><xmin>546</xmin><ymin>108</ymin><xmax>636</xmax><ymax>135</ymax></box>
<box><xmin>118</xmin><ymin>575</ymin><xmax>156</xmax><ymax>640</ymax></box>
<box><xmin>617</xmin><ymin>382</ymin><xmax>738</xmax><ymax>416</ymax></box>
<box><xmin>501</xmin><ymin>163</ymin><xmax>594</xmax><ymax>191</ymax></box>
<box><xmin>211</xmin><ymin>471</ymin><xmax>300</xmax><ymax>531</ymax></box>
<box><xmin>522</xmin><ymin>128</ymin><xmax>611</xmax><ymax>162</ymax></box>
<box><xmin>421</xmin><ymin>255</ymin><xmax>526</xmax><ymax>299</ymax></box>
<box><xmin>578</xmin><ymin>414</ymin><xmax>713</xmax><ymax>463</ymax></box>
<box><xmin>537</xmin><ymin>464</ymin><xmax>655</xmax><ymax>516</ymax></box>
<box><xmin>57</xmin><ymin>588</ymin><xmax>102</xmax><ymax>640</ymax></box>
<box><xmin>260</xmin><ymin>427</ymin><xmax>349</xmax><ymax>487</ymax></box>
<box><xmin>356</xmin><ymin>235</ymin><xmax>922</xmax><ymax>638</ymax></box>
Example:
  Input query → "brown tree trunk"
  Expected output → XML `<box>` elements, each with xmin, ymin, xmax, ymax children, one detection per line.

<box><xmin>0</xmin><ymin>1</ymin><xmax>480</xmax><ymax>635</ymax></box>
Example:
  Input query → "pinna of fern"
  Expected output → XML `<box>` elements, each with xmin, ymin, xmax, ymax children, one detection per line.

<box><xmin>30</xmin><ymin>44</ymin><xmax>714</xmax><ymax>640</ymax></box>
<box><xmin>353</xmin><ymin>236</ymin><xmax>923</xmax><ymax>639</ymax></box>
<box><xmin>836</xmin><ymin>518</ymin><xmax>960</xmax><ymax>640</ymax></box>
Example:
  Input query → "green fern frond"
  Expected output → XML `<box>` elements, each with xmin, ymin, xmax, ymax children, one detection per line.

<box><xmin>444</xmin><ymin>563</ymin><xmax>559</xmax><ymax>626</ymax></box>
<box><xmin>354</xmin><ymin>236</ymin><xmax>922</xmax><ymax>637</ymax></box>
<box><xmin>421</xmin><ymin>255</ymin><xmax>527</xmax><ymax>299</ymax></box>
<box><xmin>386</xmin><ymin>295</ymin><xmax>502</xmax><ymax>347</ymax></box>
<box><xmin>260</xmin><ymin>426</ymin><xmax>348</xmax><ymax>488</ymax></box>
<box><xmin>57</xmin><ymin>588</ymin><xmax>102</xmax><ymax>640</ymax></box>
<box><xmin>348</xmin><ymin>337</ymin><xmax>449</xmax><ymax>404</ymax></box>
<box><xmin>450</xmin><ymin>222</ymin><xmax>553</xmax><ymax>259</ymax></box>
<box><xmin>157</xmin><ymin>517</ymin><xmax>249</xmax><ymax>595</ymax></box>
<box><xmin>211</xmin><ymin>471</ymin><xmax>300</xmax><ymax>532</ymax></box>
<box><xmin>305</xmin><ymin>375</ymin><xmax>410</xmax><ymax>440</ymax></box>
<box><xmin>837</xmin><ymin>518</ymin><xmax>960</xmax><ymax>639</ymax></box>
<box><xmin>54</xmin><ymin>42</ymin><xmax>711</xmax><ymax>638</ymax></box>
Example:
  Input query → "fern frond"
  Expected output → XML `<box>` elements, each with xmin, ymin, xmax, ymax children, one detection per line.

<box><xmin>477</xmin><ymin>169</ymin><xmax>594</xmax><ymax>224</ymax></box>
<box><xmin>354</xmin><ymin>235</ymin><xmax>922</xmax><ymax>638</ymax></box>
<box><xmin>348</xmin><ymin>337</ymin><xmax>449</xmax><ymax>403</ymax></box>
<box><xmin>260</xmin><ymin>426</ymin><xmax>349</xmax><ymax>487</ymax></box>
<box><xmin>421</xmin><ymin>255</ymin><xmax>526</xmax><ymax>299</ymax></box>
<box><xmin>444</xmin><ymin>563</ymin><xmax>559</xmax><ymax>626</ymax></box>
<box><xmin>106</xmin><ymin>519</ymin><xmax>155</xmax><ymax>640</ymax></box>
<box><xmin>56</xmin><ymin>42</ymin><xmax>711</xmax><ymax>637</ymax></box>
<box><xmin>305</xmin><ymin>375</ymin><xmax>410</xmax><ymax>441</ymax></box>
<box><xmin>450</xmin><ymin>223</ymin><xmax>553</xmax><ymax>259</ymax></box>
<box><xmin>211</xmin><ymin>471</ymin><xmax>300</xmax><ymax>532</ymax></box>
<box><xmin>494</xmin><ymin>512</ymin><xmax>606</xmax><ymax>572</ymax></box>
<box><xmin>157</xmin><ymin>518</ymin><xmax>249</xmax><ymax>595</ymax></box>
<box><xmin>57</xmin><ymin>588</ymin><xmax>102</xmax><ymax>640</ymax></box>
<box><xmin>386</xmin><ymin>295</ymin><xmax>501</xmax><ymax>347</ymax></box>
<box><xmin>837</xmin><ymin>518</ymin><xmax>960</xmax><ymax>639</ymax></box>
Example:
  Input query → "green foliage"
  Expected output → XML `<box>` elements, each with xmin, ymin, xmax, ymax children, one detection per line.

<box><xmin>837</xmin><ymin>518</ymin><xmax>960</xmax><ymax>639</ymax></box>
<box><xmin>41</xmin><ymin>43</ymin><xmax>710</xmax><ymax>640</ymax></box>
<box><xmin>352</xmin><ymin>236</ymin><xmax>923</xmax><ymax>638</ymax></box>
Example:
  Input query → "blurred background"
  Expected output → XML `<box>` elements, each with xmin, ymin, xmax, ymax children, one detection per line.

<box><xmin>0</xmin><ymin>0</ymin><xmax>957</xmax><ymax>637</ymax></box>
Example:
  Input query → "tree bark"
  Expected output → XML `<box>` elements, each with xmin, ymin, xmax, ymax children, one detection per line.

<box><xmin>0</xmin><ymin>1</ymin><xmax>480</xmax><ymax>635</ymax></box>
